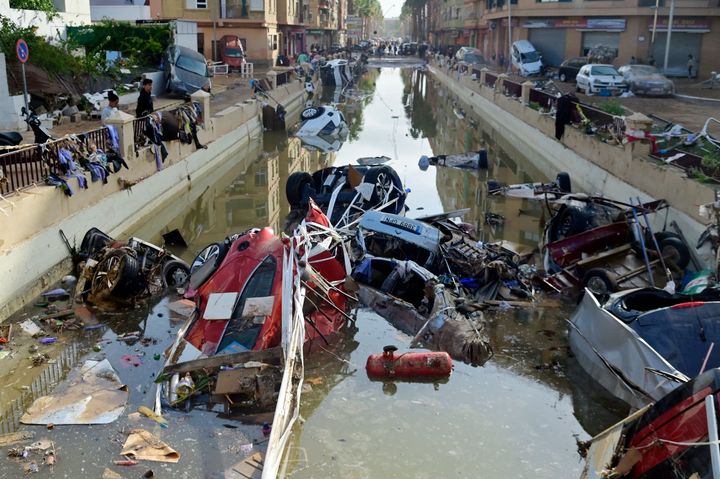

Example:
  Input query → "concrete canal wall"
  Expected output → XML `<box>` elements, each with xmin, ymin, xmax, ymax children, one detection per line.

<box><xmin>428</xmin><ymin>63</ymin><xmax>712</xmax><ymax>242</ymax></box>
<box><xmin>0</xmin><ymin>81</ymin><xmax>308</xmax><ymax>322</ymax></box>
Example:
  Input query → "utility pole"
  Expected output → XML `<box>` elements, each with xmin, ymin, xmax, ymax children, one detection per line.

<box><xmin>212</xmin><ymin>0</ymin><xmax>219</xmax><ymax>61</ymax></box>
<box><xmin>662</xmin><ymin>0</ymin><xmax>675</xmax><ymax>74</ymax></box>
<box><xmin>507</xmin><ymin>0</ymin><xmax>512</xmax><ymax>73</ymax></box>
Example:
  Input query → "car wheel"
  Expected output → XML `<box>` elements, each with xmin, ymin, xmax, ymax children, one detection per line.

<box><xmin>555</xmin><ymin>172</ymin><xmax>572</xmax><ymax>193</ymax></box>
<box><xmin>582</xmin><ymin>268</ymin><xmax>619</xmax><ymax>296</ymax></box>
<box><xmin>362</xmin><ymin>166</ymin><xmax>405</xmax><ymax>213</ymax></box>
<box><xmin>188</xmin><ymin>242</ymin><xmax>228</xmax><ymax>290</ymax></box>
<box><xmin>286</xmin><ymin>171</ymin><xmax>314</xmax><ymax>208</ymax></box>
<box><xmin>162</xmin><ymin>260</ymin><xmax>191</xmax><ymax>289</ymax></box>
<box><xmin>300</xmin><ymin>106</ymin><xmax>324</xmax><ymax>120</ymax></box>
<box><xmin>660</xmin><ymin>237</ymin><xmax>691</xmax><ymax>270</ymax></box>
<box><xmin>559</xmin><ymin>72</ymin><xmax>567</xmax><ymax>82</ymax></box>
<box><xmin>575</xmin><ymin>83</ymin><xmax>581</xmax><ymax>93</ymax></box>
<box><xmin>92</xmin><ymin>251</ymin><xmax>143</xmax><ymax>298</ymax></box>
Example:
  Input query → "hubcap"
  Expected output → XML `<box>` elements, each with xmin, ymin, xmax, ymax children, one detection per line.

<box><xmin>586</xmin><ymin>276</ymin><xmax>608</xmax><ymax>295</ymax></box>
<box><xmin>191</xmin><ymin>244</ymin><xmax>220</xmax><ymax>273</ymax></box>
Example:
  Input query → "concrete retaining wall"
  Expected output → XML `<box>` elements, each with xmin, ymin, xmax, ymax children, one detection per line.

<box><xmin>430</xmin><ymin>64</ymin><xmax>712</xmax><ymax>243</ymax></box>
<box><xmin>0</xmin><ymin>80</ymin><xmax>307</xmax><ymax>322</ymax></box>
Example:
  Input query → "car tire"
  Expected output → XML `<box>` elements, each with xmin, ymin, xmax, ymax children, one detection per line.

<box><xmin>559</xmin><ymin>72</ymin><xmax>567</xmax><ymax>82</ymax></box>
<box><xmin>286</xmin><ymin>171</ymin><xmax>314</xmax><ymax>208</ymax></box>
<box><xmin>92</xmin><ymin>251</ymin><xmax>143</xmax><ymax>298</ymax></box>
<box><xmin>660</xmin><ymin>237</ymin><xmax>691</xmax><ymax>270</ymax></box>
<box><xmin>300</xmin><ymin>106</ymin><xmax>324</xmax><ymax>121</ymax></box>
<box><xmin>582</xmin><ymin>268</ymin><xmax>619</xmax><ymax>296</ymax></box>
<box><xmin>362</xmin><ymin>166</ymin><xmax>405</xmax><ymax>213</ymax></box>
<box><xmin>555</xmin><ymin>172</ymin><xmax>571</xmax><ymax>193</ymax></box>
<box><xmin>575</xmin><ymin>83</ymin><xmax>581</xmax><ymax>93</ymax></box>
<box><xmin>162</xmin><ymin>260</ymin><xmax>191</xmax><ymax>289</ymax></box>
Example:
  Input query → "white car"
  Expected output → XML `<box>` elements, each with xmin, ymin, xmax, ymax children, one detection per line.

<box><xmin>295</xmin><ymin>105</ymin><xmax>348</xmax><ymax>138</ymax></box>
<box><xmin>575</xmin><ymin>64</ymin><xmax>628</xmax><ymax>95</ymax></box>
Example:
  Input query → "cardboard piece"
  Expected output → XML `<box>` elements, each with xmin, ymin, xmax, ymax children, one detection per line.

<box><xmin>203</xmin><ymin>293</ymin><xmax>238</xmax><ymax>320</ymax></box>
<box><xmin>120</xmin><ymin>429</ymin><xmax>180</xmax><ymax>463</ymax></box>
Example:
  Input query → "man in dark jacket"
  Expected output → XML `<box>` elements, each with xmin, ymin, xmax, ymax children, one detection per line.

<box><xmin>135</xmin><ymin>79</ymin><xmax>154</xmax><ymax>118</ymax></box>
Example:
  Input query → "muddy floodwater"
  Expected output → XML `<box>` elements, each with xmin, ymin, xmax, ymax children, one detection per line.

<box><xmin>0</xmin><ymin>64</ymin><xmax>630</xmax><ymax>478</ymax></box>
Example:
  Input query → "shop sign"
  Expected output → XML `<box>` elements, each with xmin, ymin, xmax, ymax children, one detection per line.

<box><xmin>522</xmin><ymin>18</ymin><xmax>625</xmax><ymax>30</ymax></box>
<box><xmin>307</xmin><ymin>30</ymin><xmax>324</xmax><ymax>35</ymax></box>
<box><xmin>648</xmin><ymin>17</ymin><xmax>710</xmax><ymax>31</ymax></box>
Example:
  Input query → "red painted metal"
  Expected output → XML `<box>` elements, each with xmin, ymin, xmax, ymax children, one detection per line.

<box><xmin>366</xmin><ymin>349</ymin><xmax>453</xmax><ymax>380</ymax></box>
<box><xmin>628</xmin><ymin>386</ymin><xmax>713</xmax><ymax>477</ymax></box>
<box><xmin>547</xmin><ymin>221</ymin><xmax>631</xmax><ymax>268</ymax></box>
<box><xmin>670</xmin><ymin>301</ymin><xmax>707</xmax><ymax>309</ymax></box>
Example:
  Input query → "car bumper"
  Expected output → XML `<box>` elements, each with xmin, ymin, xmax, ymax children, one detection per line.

<box><xmin>589</xmin><ymin>85</ymin><xmax>627</xmax><ymax>95</ymax></box>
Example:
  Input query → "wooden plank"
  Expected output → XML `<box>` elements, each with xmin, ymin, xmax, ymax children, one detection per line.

<box><xmin>575</xmin><ymin>244</ymin><xmax>632</xmax><ymax>269</ymax></box>
<box><xmin>162</xmin><ymin>347</ymin><xmax>283</xmax><ymax>375</ymax></box>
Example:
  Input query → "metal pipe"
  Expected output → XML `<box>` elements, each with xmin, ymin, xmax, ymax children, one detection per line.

<box><xmin>650</xmin><ymin>0</ymin><xmax>660</xmax><ymax>46</ymax></box>
<box><xmin>507</xmin><ymin>0</ymin><xmax>512</xmax><ymax>74</ymax></box>
<box><xmin>630</xmin><ymin>205</ymin><xmax>655</xmax><ymax>286</ymax></box>
<box><xmin>663</xmin><ymin>0</ymin><xmax>675</xmax><ymax>74</ymax></box>
<box><xmin>705</xmin><ymin>395</ymin><xmax>720</xmax><ymax>479</ymax></box>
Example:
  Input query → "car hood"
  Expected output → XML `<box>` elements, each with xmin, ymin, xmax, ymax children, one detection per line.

<box><xmin>594</xmin><ymin>75</ymin><xmax>624</xmax><ymax>82</ymax></box>
<box><xmin>633</xmin><ymin>74</ymin><xmax>671</xmax><ymax>83</ymax></box>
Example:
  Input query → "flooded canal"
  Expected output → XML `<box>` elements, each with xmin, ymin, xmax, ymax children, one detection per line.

<box><xmin>0</xmin><ymin>64</ymin><xmax>630</xmax><ymax>477</ymax></box>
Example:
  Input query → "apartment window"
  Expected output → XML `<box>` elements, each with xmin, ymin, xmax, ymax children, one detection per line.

<box><xmin>188</xmin><ymin>0</ymin><xmax>207</xmax><ymax>8</ymax></box>
<box><xmin>455</xmin><ymin>7</ymin><xmax>460</xmax><ymax>18</ymax></box>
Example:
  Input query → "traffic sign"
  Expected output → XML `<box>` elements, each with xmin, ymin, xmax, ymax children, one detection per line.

<box><xmin>16</xmin><ymin>39</ymin><xmax>29</xmax><ymax>63</ymax></box>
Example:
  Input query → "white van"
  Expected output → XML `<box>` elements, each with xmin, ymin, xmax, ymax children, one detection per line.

<box><xmin>511</xmin><ymin>40</ymin><xmax>543</xmax><ymax>76</ymax></box>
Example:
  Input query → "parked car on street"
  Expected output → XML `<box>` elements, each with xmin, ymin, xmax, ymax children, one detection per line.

<box><xmin>617</xmin><ymin>64</ymin><xmax>675</xmax><ymax>96</ymax></box>
<box><xmin>575</xmin><ymin>64</ymin><xmax>627</xmax><ymax>95</ymax></box>
<box><xmin>557</xmin><ymin>56</ymin><xmax>587</xmax><ymax>82</ymax></box>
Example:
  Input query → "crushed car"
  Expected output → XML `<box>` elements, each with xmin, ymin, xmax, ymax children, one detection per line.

<box><xmin>70</xmin><ymin>228</ymin><xmax>191</xmax><ymax>306</ymax></box>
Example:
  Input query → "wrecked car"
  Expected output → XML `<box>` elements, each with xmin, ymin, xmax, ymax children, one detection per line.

<box><xmin>488</xmin><ymin>172</ymin><xmax>572</xmax><ymax>200</ymax></box>
<box><xmin>541</xmin><ymin>195</ymin><xmax>690</xmax><ymax>295</ymax></box>
<box><xmin>163</xmin><ymin>45</ymin><xmax>212</xmax><ymax>97</ymax></box>
<box><xmin>286</xmin><ymin>164</ymin><xmax>406</xmax><ymax>229</ymax></box>
<box><xmin>355</xmin><ymin>211</ymin><xmax>535</xmax><ymax>300</ymax></box>
<box><xmin>354</xmin><ymin>257</ymin><xmax>493</xmax><ymax>366</ymax></box>
<box><xmin>295</xmin><ymin>105</ymin><xmax>348</xmax><ymax>138</ymax></box>
<box><xmin>156</xmin><ymin>202</ymin><xmax>353</xmax><ymax>415</ymax></box>
<box><xmin>72</xmin><ymin>228</ymin><xmax>191</xmax><ymax>306</ymax></box>
<box><xmin>578</xmin><ymin>367</ymin><xmax>720</xmax><ymax>479</ymax></box>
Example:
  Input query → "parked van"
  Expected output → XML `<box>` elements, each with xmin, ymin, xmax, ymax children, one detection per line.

<box><xmin>163</xmin><ymin>45</ymin><xmax>212</xmax><ymax>97</ymax></box>
<box><xmin>511</xmin><ymin>40</ymin><xmax>542</xmax><ymax>76</ymax></box>
<box><xmin>219</xmin><ymin>35</ymin><xmax>245</xmax><ymax>70</ymax></box>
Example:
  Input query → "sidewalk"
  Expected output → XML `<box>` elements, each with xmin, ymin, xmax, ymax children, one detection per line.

<box><xmin>15</xmin><ymin>69</ymin><xmax>272</xmax><ymax>143</ymax></box>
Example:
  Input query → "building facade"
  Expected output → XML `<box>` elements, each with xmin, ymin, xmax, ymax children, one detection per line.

<box><xmin>162</xmin><ymin>0</ymin><xmax>344</xmax><ymax>66</ymax></box>
<box><xmin>431</xmin><ymin>0</ymin><xmax>720</xmax><ymax>78</ymax></box>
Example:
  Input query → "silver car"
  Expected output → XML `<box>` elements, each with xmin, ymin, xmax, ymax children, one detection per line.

<box><xmin>618</xmin><ymin>64</ymin><xmax>675</xmax><ymax>96</ymax></box>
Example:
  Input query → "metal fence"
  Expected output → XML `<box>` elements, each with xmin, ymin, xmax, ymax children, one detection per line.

<box><xmin>529</xmin><ymin>89</ymin><xmax>556</xmax><ymax>110</ymax></box>
<box><xmin>485</xmin><ymin>72</ymin><xmax>498</xmax><ymax>88</ymax></box>
<box><xmin>0</xmin><ymin>126</ymin><xmax>111</xmax><ymax>197</ymax></box>
<box><xmin>0</xmin><ymin>341</ymin><xmax>81</xmax><ymax>434</ymax></box>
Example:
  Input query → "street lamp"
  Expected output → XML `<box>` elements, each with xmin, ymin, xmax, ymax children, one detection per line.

<box><xmin>507</xmin><ymin>0</ymin><xmax>512</xmax><ymax>73</ymax></box>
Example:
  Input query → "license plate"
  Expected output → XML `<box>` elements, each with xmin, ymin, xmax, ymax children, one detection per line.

<box><xmin>599</xmin><ymin>89</ymin><xmax>611</xmax><ymax>96</ymax></box>
<box><xmin>381</xmin><ymin>216</ymin><xmax>421</xmax><ymax>234</ymax></box>
<box><xmin>651</xmin><ymin>88</ymin><xmax>663</xmax><ymax>93</ymax></box>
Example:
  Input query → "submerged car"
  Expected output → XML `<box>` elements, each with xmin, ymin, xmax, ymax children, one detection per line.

<box><xmin>286</xmin><ymin>164</ymin><xmax>406</xmax><ymax>228</ymax></box>
<box><xmin>295</xmin><ymin>105</ymin><xmax>348</xmax><ymax>138</ymax></box>
<box><xmin>580</xmin><ymin>367</ymin><xmax>720</xmax><ymax>479</ymax></box>
<box><xmin>163</xmin><ymin>45</ymin><xmax>212</xmax><ymax>97</ymax></box>
<box><xmin>319</xmin><ymin>59</ymin><xmax>352</xmax><ymax>86</ymax></box>
<box><xmin>542</xmin><ymin>195</ymin><xmax>689</xmax><ymax>295</ymax></box>
<box><xmin>74</xmin><ymin>228</ymin><xmax>190</xmax><ymax>305</ymax></box>
<box><xmin>575</xmin><ymin>64</ymin><xmax>627</xmax><ymax>95</ymax></box>
<box><xmin>454</xmin><ymin>47</ymin><xmax>488</xmax><ymax>70</ymax></box>
<box><xmin>618</xmin><ymin>64</ymin><xmax>675</xmax><ymax>96</ymax></box>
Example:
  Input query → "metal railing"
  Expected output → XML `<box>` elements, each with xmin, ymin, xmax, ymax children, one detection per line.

<box><xmin>0</xmin><ymin>125</ymin><xmax>112</xmax><ymax>197</ymax></box>
<box><xmin>484</xmin><ymin>72</ymin><xmax>497</xmax><ymax>88</ymax></box>
<box><xmin>529</xmin><ymin>88</ymin><xmax>556</xmax><ymax>110</ymax></box>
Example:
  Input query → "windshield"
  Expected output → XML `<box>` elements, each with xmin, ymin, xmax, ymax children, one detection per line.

<box><xmin>176</xmin><ymin>55</ymin><xmax>208</xmax><ymax>76</ymax></box>
<box><xmin>591</xmin><ymin>66</ymin><xmax>619</xmax><ymax>76</ymax></box>
<box><xmin>521</xmin><ymin>51</ymin><xmax>540</xmax><ymax>63</ymax></box>
<box><xmin>464</xmin><ymin>53</ymin><xmax>486</xmax><ymax>64</ymax></box>
<box><xmin>224</xmin><ymin>47</ymin><xmax>244</xmax><ymax>58</ymax></box>
<box><xmin>629</xmin><ymin>65</ymin><xmax>659</xmax><ymax>75</ymax></box>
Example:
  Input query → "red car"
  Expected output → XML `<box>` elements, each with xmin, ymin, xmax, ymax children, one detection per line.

<box><xmin>184</xmin><ymin>201</ymin><xmax>349</xmax><ymax>356</ymax></box>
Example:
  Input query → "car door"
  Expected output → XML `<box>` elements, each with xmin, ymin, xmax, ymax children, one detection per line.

<box><xmin>576</xmin><ymin>66</ymin><xmax>588</xmax><ymax>88</ymax></box>
<box><xmin>568</xmin><ymin>59</ymin><xmax>583</xmax><ymax>79</ymax></box>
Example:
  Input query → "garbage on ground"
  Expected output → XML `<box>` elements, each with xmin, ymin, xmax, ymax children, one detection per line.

<box><xmin>417</xmin><ymin>150</ymin><xmax>488</xmax><ymax>170</ymax></box>
<box><xmin>19</xmin><ymin>319</ymin><xmax>42</xmax><ymax>337</ymax></box>
<box><xmin>120</xmin><ymin>429</ymin><xmax>180</xmax><ymax>463</ymax></box>
<box><xmin>0</xmin><ymin>431</ymin><xmax>34</xmax><ymax>447</ymax></box>
<box><xmin>137</xmin><ymin>405</ymin><xmax>168</xmax><ymax>428</ymax></box>
<box><xmin>21</xmin><ymin>359</ymin><xmax>128</xmax><ymax>425</ymax></box>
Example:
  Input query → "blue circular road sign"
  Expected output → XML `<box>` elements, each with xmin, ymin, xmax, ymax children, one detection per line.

<box><xmin>16</xmin><ymin>39</ymin><xmax>29</xmax><ymax>63</ymax></box>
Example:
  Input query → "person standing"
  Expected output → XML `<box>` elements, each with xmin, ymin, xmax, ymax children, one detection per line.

<box><xmin>101</xmin><ymin>91</ymin><xmax>120</xmax><ymax>125</ymax></box>
<box><xmin>629</xmin><ymin>56</ymin><xmax>637</xmax><ymax>65</ymax></box>
<box><xmin>136</xmin><ymin>78</ymin><xmax>154</xmax><ymax>118</ymax></box>
<box><xmin>687</xmin><ymin>54</ymin><xmax>696</xmax><ymax>79</ymax></box>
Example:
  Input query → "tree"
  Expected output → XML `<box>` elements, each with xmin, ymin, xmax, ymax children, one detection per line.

<box><xmin>9</xmin><ymin>0</ymin><xmax>57</xmax><ymax>14</ymax></box>
<box><xmin>354</xmin><ymin>0</ymin><xmax>383</xmax><ymax>39</ymax></box>
<box><xmin>400</xmin><ymin>0</ymin><xmax>427</xmax><ymax>42</ymax></box>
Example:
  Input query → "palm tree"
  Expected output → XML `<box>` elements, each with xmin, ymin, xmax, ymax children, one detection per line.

<box><xmin>354</xmin><ymin>0</ymin><xmax>383</xmax><ymax>39</ymax></box>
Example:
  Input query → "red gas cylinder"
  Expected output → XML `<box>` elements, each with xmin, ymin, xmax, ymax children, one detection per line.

<box><xmin>366</xmin><ymin>345</ymin><xmax>453</xmax><ymax>380</ymax></box>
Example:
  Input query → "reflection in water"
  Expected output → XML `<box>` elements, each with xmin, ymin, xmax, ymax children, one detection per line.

<box><xmin>286</xmin><ymin>67</ymin><xmax>629</xmax><ymax>478</ymax></box>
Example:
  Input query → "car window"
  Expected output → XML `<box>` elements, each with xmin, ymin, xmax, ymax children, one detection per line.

<box><xmin>591</xmin><ymin>66</ymin><xmax>619</xmax><ymax>76</ymax></box>
<box><xmin>176</xmin><ymin>55</ymin><xmax>208</xmax><ymax>76</ymax></box>
<box><xmin>521</xmin><ymin>51</ymin><xmax>540</xmax><ymax>63</ymax></box>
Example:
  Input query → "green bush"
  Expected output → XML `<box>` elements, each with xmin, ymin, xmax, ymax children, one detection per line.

<box><xmin>598</xmin><ymin>100</ymin><xmax>625</xmax><ymax>116</ymax></box>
